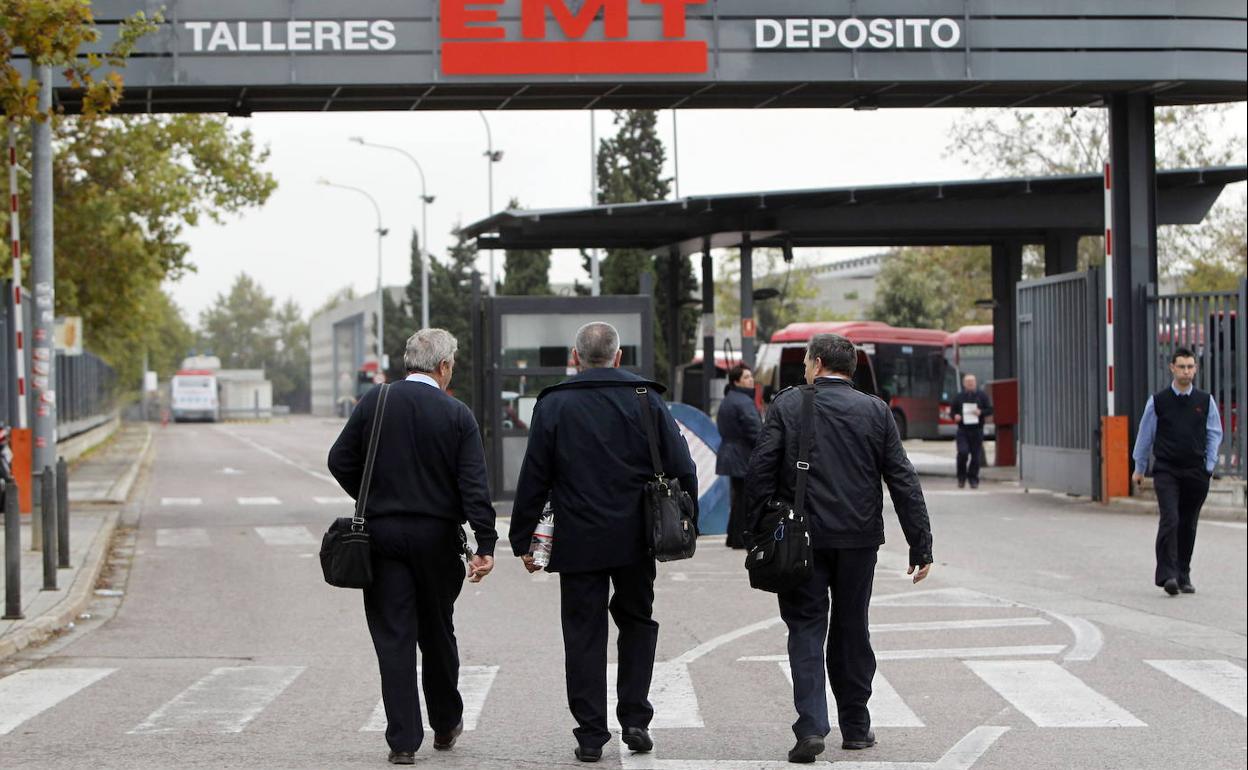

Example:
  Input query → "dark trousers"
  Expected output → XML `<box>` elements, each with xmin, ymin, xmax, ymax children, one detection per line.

<box><xmin>559</xmin><ymin>560</ymin><xmax>658</xmax><ymax>750</ymax></box>
<box><xmin>778</xmin><ymin>547</ymin><xmax>877</xmax><ymax>742</ymax></box>
<box><xmin>725</xmin><ymin>477</ymin><xmax>749</xmax><ymax>549</ymax></box>
<box><xmin>363</xmin><ymin>516</ymin><xmax>466</xmax><ymax>753</ymax></box>
<box><xmin>956</xmin><ymin>428</ymin><xmax>984</xmax><ymax>484</ymax></box>
<box><xmin>1152</xmin><ymin>465</ymin><xmax>1210</xmax><ymax>587</ymax></box>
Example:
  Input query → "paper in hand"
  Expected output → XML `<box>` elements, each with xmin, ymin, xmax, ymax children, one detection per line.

<box><xmin>962</xmin><ymin>402</ymin><xmax>980</xmax><ymax>426</ymax></box>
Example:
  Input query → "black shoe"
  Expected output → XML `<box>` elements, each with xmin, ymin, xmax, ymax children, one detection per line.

<box><xmin>1163</xmin><ymin>578</ymin><xmax>1180</xmax><ymax>596</ymax></box>
<box><xmin>1180</xmin><ymin>582</ymin><xmax>1196</xmax><ymax>594</ymax></box>
<box><xmin>574</xmin><ymin>745</ymin><xmax>602</xmax><ymax>763</ymax></box>
<box><xmin>969</xmin><ymin>481</ymin><xmax>979</xmax><ymax>489</ymax></box>
<box><xmin>387</xmin><ymin>751</ymin><xmax>415</xmax><ymax>765</ymax></box>
<box><xmin>787</xmin><ymin>735</ymin><xmax>825</xmax><ymax>763</ymax></box>
<box><xmin>622</xmin><ymin>727</ymin><xmax>654</xmax><ymax>753</ymax></box>
<box><xmin>957</xmin><ymin>480</ymin><xmax>966</xmax><ymax>489</ymax></box>
<box><xmin>433</xmin><ymin>721</ymin><xmax>463</xmax><ymax>750</ymax></box>
<box><xmin>842</xmin><ymin>730</ymin><xmax>877</xmax><ymax>750</ymax></box>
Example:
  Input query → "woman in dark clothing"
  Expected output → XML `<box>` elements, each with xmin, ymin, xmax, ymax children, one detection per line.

<box><xmin>716</xmin><ymin>363</ymin><xmax>762</xmax><ymax>548</ymax></box>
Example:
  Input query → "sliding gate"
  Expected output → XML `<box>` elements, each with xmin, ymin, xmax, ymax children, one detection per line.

<box><xmin>1017</xmin><ymin>269</ymin><xmax>1106</xmax><ymax>498</ymax></box>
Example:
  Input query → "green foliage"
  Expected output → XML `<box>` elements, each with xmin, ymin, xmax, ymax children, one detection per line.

<box><xmin>501</xmin><ymin>198</ymin><xmax>552</xmax><ymax>296</ymax></box>
<box><xmin>869</xmin><ymin>246</ymin><xmax>993</xmax><ymax>330</ymax></box>
<box><xmin>715</xmin><ymin>250</ymin><xmax>847</xmax><ymax>341</ymax></box>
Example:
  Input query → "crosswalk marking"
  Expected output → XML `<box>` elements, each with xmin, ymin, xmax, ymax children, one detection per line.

<box><xmin>1146</xmin><ymin>660</ymin><xmax>1247</xmax><ymax>718</ymax></box>
<box><xmin>237</xmin><ymin>496</ymin><xmax>282</xmax><ymax>506</ymax></box>
<box><xmin>965</xmin><ymin>660</ymin><xmax>1145</xmax><ymax>727</ymax></box>
<box><xmin>160</xmin><ymin>497</ymin><xmax>202</xmax><ymax>506</ymax></box>
<box><xmin>129</xmin><ymin>666</ymin><xmax>305</xmax><ymax>735</ymax></box>
<box><xmin>361</xmin><ymin>665</ymin><xmax>499</xmax><ymax>732</ymax></box>
<box><xmin>777</xmin><ymin>663</ymin><xmax>923</xmax><ymax>727</ymax></box>
<box><xmin>156</xmin><ymin>528</ymin><xmax>211</xmax><ymax>548</ymax></box>
<box><xmin>608</xmin><ymin>661</ymin><xmax>702</xmax><ymax>729</ymax></box>
<box><xmin>313</xmin><ymin>496</ymin><xmax>354</xmax><ymax>505</ymax></box>
<box><xmin>254</xmin><ymin>526</ymin><xmax>317</xmax><ymax>546</ymax></box>
<box><xmin>741</xmin><ymin>645</ymin><xmax>1065</xmax><ymax>663</ymax></box>
<box><xmin>871</xmin><ymin>617</ymin><xmax>1050</xmax><ymax>634</ymax></box>
<box><xmin>0</xmin><ymin>668</ymin><xmax>117</xmax><ymax>735</ymax></box>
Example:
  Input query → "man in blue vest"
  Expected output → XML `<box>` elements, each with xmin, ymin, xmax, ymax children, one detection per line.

<box><xmin>1131</xmin><ymin>347</ymin><xmax>1223</xmax><ymax>596</ymax></box>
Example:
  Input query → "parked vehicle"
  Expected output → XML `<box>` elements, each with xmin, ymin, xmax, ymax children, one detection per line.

<box><xmin>170</xmin><ymin>370</ymin><xmax>220</xmax><ymax>422</ymax></box>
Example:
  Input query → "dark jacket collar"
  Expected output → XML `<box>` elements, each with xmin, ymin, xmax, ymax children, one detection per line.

<box><xmin>537</xmin><ymin>367</ymin><xmax>665</xmax><ymax>401</ymax></box>
<box><xmin>723</xmin><ymin>384</ymin><xmax>755</xmax><ymax>398</ymax></box>
<box><xmin>815</xmin><ymin>376</ymin><xmax>853</xmax><ymax>387</ymax></box>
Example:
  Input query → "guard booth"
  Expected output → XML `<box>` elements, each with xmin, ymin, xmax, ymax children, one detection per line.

<box><xmin>472</xmin><ymin>294</ymin><xmax>654</xmax><ymax>500</ymax></box>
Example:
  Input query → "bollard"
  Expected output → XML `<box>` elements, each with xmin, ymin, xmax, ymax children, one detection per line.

<box><xmin>41</xmin><ymin>466</ymin><xmax>57</xmax><ymax>591</ymax></box>
<box><xmin>3</xmin><ymin>478</ymin><xmax>22</xmax><ymax>619</ymax></box>
<box><xmin>57</xmin><ymin>457</ymin><xmax>69</xmax><ymax>568</ymax></box>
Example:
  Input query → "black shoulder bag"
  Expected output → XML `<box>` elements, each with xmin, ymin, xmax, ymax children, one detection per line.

<box><xmin>635</xmin><ymin>387</ymin><xmax>698</xmax><ymax>562</ymax></box>
<box><xmin>745</xmin><ymin>384</ymin><xmax>815</xmax><ymax>594</ymax></box>
<box><xmin>320</xmin><ymin>383</ymin><xmax>390</xmax><ymax>588</ymax></box>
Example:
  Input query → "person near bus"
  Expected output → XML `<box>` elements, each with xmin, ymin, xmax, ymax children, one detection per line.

<box><xmin>950</xmin><ymin>373</ymin><xmax>993</xmax><ymax>488</ymax></box>
<box><xmin>716</xmin><ymin>363</ymin><xmax>761</xmax><ymax>549</ymax></box>
<box><xmin>1131</xmin><ymin>347</ymin><xmax>1223</xmax><ymax>597</ymax></box>
<box><xmin>746</xmin><ymin>333</ymin><xmax>933</xmax><ymax>763</ymax></box>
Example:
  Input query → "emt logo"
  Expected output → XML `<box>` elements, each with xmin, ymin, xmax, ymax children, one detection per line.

<box><xmin>440</xmin><ymin>0</ymin><xmax>708</xmax><ymax>75</ymax></box>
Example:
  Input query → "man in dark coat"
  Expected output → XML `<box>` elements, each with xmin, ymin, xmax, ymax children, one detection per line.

<box><xmin>716</xmin><ymin>363</ymin><xmax>761</xmax><ymax>548</ymax></box>
<box><xmin>747</xmin><ymin>333</ymin><xmax>933</xmax><ymax>764</ymax></box>
<box><xmin>510</xmin><ymin>322</ymin><xmax>697</xmax><ymax>763</ymax></box>
<box><xmin>949</xmin><ymin>373</ymin><xmax>993</xmax><ymax>488</ymax></box>
<box><xmin>1131</xmin><ymin>347</ymin><xmax>1223</xmax><ymax>596</ymax></box>
<box><xmin>328</xmin><ymin>329</ymin><xmax>498</xmax><ymax>766</ymax></box>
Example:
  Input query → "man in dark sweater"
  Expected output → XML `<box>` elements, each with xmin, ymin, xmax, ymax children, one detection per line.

<box><xmin>746</xmin><ymin>333</ymin><xmax>933</xmax><ymax>763</ymax></box>
<box><xmin>949</xmin><ymin>373</ymin><xmax>993</xmax><ymax>489</ymax></box>
<box><xmin>1131</xmin><ymin>347</ymin><xmax>1223</xmax><ymax>597</ymax></box>
<box><xmin>328</xmin><ymin>328</ymin><xmax>497</xmax><ymax>765</ymax></box>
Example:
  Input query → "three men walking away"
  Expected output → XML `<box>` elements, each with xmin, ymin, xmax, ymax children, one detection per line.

<box><xmin>509</xmin><ymin>322</ymin><xmax>698</xmax><ymax>763</ymax></box>
<box><xmin>328</xmin><ymin>329</ymin><xmax>497</xmax><ymax>765</ymax></box>
<box><xmin>949</xmin><ymin>373</ymin><xmax>993</xmax><ymax>489</ymax></box>
<box><xmin>746</xmin><ymin>333</ymin><xmax>933</xmax><ymax>764</ymax></box>
<box><xmin>1131</xmin><ymin>347</ymin><xmax>1223</xmax><ymax>597</ymax></box>
<box><xmin>716</xmin><ymin>363</ymin><xmax>762</xmax><ymax>549</ymax></box>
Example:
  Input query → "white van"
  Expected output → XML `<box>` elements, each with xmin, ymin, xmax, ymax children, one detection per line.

<box><xmin>170</xmin><ymin>370</ymin><xmax>220</xmax><ymax>422</ymax></box>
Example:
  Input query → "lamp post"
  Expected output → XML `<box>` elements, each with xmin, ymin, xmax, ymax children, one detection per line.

<box><xmin>349</xmin><ymin>137</ymin><xmax>435</xmax><ymax>329</ymax></box>
<box><xmin>477</xmin><ymin>111</ymin><xmax>504</xmax><ymax>296</ymax></box>
<box><xmin>318</xmin><ymin>179</ymin><xmax>389</xmax><ymax>370</ymax></box>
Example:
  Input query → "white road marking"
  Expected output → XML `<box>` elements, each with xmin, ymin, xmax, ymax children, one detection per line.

<box><xmin>671</xmin><ymin>616</ymin><xmax>785</xmax><ymax>665</ymax></box>
<box><xmin>873</xmin><ymin>588</ymin><xmax>1018</xmax><ymax>608</ymax></box>
<box><xmin>965</xmin><ymin>660</ymin><xmax>1145</xmax><ymax>727</ymax></box>
<box><xmin>777</xmin><ymin>663</ymin><xmax>923</xmax><ymax>727</ymax></box>
<box><xmin>129</xmin><ymin>666</ymin><xmax>305</xmax><ymax>734</ymax></box>
<box><xmin>0</xmin><ymin>668</ymin><xmax>116</xmax><ymax>735</ymax></box>
<box><xmin>237</xmin><ymin>496</ymin><xmax>282</xmax><ymax>506</ymax></box>
<box><xmin>216</xmin><ymin>428</ymin><xmax>339</xmax><ymax>486</ymax></box>
<box><xmin>607</xmin><ymin>661</ymin><xmax>702</xmax><ymax>729</ymax></box>
<box><xmin>1204</xmin><ymin>520</ymin><xmax>1248</xmax><ymax>530</ymax></box>
<box><xmin>156</xmin><ymin>528</ymin><xmax>210</xmax><ymax>548</ymax></box>
<box><xmin>871</xmin><ymin>617</ymin><xmax>1049</xmax><ymax>634</ymax></box>
<box><xmin>313</xmin><ymin>496</ymin><xmax>354</xmax><ymax>505</ymax></box>
<box><xmin>1042</xmin><ymin>611</ymin><xmax>1103</xmax><ymax>662</ymax></box>
<box><xmin>361</xmin><ymin>665</ymin><xmax>499</xmax><ymax>732</ymax></box>
<box><xmin>160</xmin><ymin>497</ymin><xmax>202</xmax><ymax>506</ymax></box>
<box><xmin>1146</xmin><ymin>660</ymin><xmax>1247</xmax><ymax>717</ymax></box>
<box><xmin>254</xmin><ymin>526</ymin><xmax>317</xmax><ymax>546</ymax></box>
<box><xmin>219</xmin><ymin>467</ymin><xmax>244</xmax><ymax>475</ymax></box>
<box><xmin>741</xmin><ymin>645</ymin><xmax>1066</xmax><ymax>663</ymax></box>
<box><xmin>669</xmin><ymin>571</ymin><xmax>744</xmax><ymax>582</ymax></box>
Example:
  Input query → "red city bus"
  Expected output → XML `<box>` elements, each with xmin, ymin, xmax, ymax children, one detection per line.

<box><xmin>755</xmin><ymin>321</ymin><xmax>952</xmax><ymax>440</ymax></box>
<box><xmin>940</xmin><ymin>325</ymin><xmax>995</xmax><ymax>437</ymax></box>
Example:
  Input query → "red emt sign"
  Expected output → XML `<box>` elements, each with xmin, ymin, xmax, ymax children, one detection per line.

<box><xmin>441</xmin><ymin>0</ymin><xmax>709</xmax><ymax>75</ymax></box>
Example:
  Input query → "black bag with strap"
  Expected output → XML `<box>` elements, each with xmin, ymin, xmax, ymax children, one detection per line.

<box><xmin>745</xmin><ymin>385</ymin><xmax>815</xmax><ymax>594</ymax></box>
<box><xmin>320</xmin><ymin>383</ymin><xmax>390</xmax><ymax>589</ymax></box>
<box><xmin>635</xmin><ymin>386</ymin><xmax>698</xmax><ymax>562</ymax></box>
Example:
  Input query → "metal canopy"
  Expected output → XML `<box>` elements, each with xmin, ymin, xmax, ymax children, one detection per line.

<box><xmin>461</xmin><ymin>166</ymin><xmax>1248</xmax><ymax>254</ymax></box>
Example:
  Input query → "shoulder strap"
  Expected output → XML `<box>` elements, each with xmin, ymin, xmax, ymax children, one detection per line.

<box><xmin>353</xmin><ymin>383</ymin><xmax>391</xmax><ymax>526</ymax></box>
<box><xmin>635</xmin><ymin>387</ymin><xmax>666</xmax><ymax>479</ymax></box>
<box><xmin>793</xmin><ymin>385</ymin><xmax>816</xmax><ymax>518</ymax></box>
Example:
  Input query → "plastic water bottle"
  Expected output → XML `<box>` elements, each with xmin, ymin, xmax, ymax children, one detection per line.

<box><xmin>531</xmin><ymin>506</ymin><xmax>555</xmax><ymax>568</ymax></box>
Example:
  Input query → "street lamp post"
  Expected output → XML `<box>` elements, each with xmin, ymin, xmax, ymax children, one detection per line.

<box><xmin>477</xmin><ymin>111</ymin><xmax>503</xmax><ymax>296</ymax></box>
<box><xmin>318</xmin><ymin>179</ymin><xmax>389</xmax><ymax>371</ymax></box>
<box><xmin>349</xmin><ymin>137</ymin><xmax>435</xmax><ymax>329</ymax></box>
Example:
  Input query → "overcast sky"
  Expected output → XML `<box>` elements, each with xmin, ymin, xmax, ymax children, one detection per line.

<box><xmin>171</xmin><ymin>105</ymin><xmax>1245</xmax><ymax>326</ymax></box>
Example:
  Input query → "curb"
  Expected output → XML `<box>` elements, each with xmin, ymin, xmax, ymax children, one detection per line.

<box><xmin>106</xmin><ymin>425</ymin><xmax>153</xmax><ymax>505</ymax></box>
<box><xmin>0</xmin><ymin>508</ymin><xmax>121</xmax><ymax>661</ymax></box>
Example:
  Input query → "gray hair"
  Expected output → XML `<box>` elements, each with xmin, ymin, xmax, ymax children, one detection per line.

<box><xmin>404</xmin><ymin>328</ymin><xmax>458</xmax><ymax>373</ymax></box>
<box><xmin>806</xmin><ymin>333</ymin><xmax>857</xmax><ymax>376</ymax></box>
<box><xmin>574</xmin><ymin>322</ymin><xmax>620</xmax><ymax>368</ymax></box>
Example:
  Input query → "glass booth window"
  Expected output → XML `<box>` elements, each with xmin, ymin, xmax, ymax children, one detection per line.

<box><xmin>500</xmin><ymin>313</ymin><xmax>643</xmax><ymax>368</ymax></box>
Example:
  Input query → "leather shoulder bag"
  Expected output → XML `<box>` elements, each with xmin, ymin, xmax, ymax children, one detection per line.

<box><xmin>320</xmin><ymin>383</ymin><xmax>390</xmax><ymax>589</ymax></box>
<box><xmin>635</xmin><ymin>386</ymin><xmax>698</xmax><ymax>562</ymax></box>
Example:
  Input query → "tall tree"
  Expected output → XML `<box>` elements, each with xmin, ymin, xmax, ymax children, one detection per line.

<box><xmin>271</xmin><ymin>299</ymin><xmax>310</xmax><ymax>412</ymax></box>
<box><xmin>500</xmin><ymin>197</ymin><xmax>553</xmax><ymax>296</ymax></box>
<box><xmin>869</xmin><ymin>246</ymin><xmax>993</xmax><ymax>330</ymax></box>
<box><xmin>198</xmin><ymin>273</ymin><xmax>277</xmax><ymax>368</ymax></box>
<box><xmin>405</xmin><ymin>226</ymin><xmax>481</xmax><ymax>409</ymax></box>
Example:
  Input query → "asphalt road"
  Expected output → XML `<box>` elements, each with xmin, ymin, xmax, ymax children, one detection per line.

<box><xmin>1</xmin><ymin>417</ymin><xmax>1244</xmax><ymax>770</ymax></box>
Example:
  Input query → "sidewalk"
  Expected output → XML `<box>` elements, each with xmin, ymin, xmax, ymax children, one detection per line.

<box><xmin>0</xmin><ymin>422</ymin><xmax>151</xmax><ymax>659</ymax></box>
<box><xmin>904</xmin><ymin>438</ymin><xmax>1017</xmax><ymax>483</ymax></box>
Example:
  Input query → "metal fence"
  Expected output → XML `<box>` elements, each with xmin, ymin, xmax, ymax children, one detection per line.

<box><xmin>1148</xmin><ymin>278</ymin><xmax>1246</xmax><ymax>478</ymax></box>
<box><xmin>55</xmin><ymin>351</ymin><xmax>118</xmax><ymax>435</ymax></box>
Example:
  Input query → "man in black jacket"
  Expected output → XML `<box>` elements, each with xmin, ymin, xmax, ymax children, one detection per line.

<box><xmin>328</xmin><ymin>329</ymin><xmax>498</xmax><ymax>766</ymax></box>
<box><xmin>717</xmin><ymin>363</ymin><xmax>762</xmax><ymax>548</ymax></box>
<box><xmin>747</xmin><ymin>333</ymin><xmax>933</xmax><ymax>764</ymax></box>
<box><xmin>510</xmin><ymin>322</ymin><xmax>697</xmax><ymax>763</ymax></box>
<box><xmin>949</xmin><ymin>373</ymin><xmax>994</xmax><ymax>489</ymax></box>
